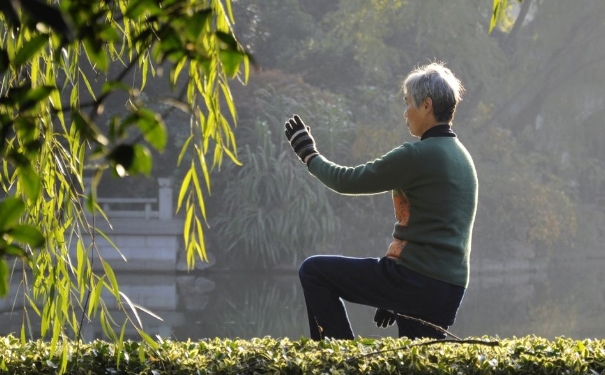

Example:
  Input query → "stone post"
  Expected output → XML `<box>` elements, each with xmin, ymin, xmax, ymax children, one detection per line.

<box><xmin>158</xmin><ymin>178</ymin><xmax>173</xmax><ymax>220</ymax></box>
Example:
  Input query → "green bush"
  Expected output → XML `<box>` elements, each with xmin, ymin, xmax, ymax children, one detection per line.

<box><xmin>207</xmin><ymin>71</ymin><xmax>353</xmax><ymax>269</ymax></box>
<box><xmin>1</xmin><ymin>335</ymin><xmax>604</xmax><ymax>375</ymax></box>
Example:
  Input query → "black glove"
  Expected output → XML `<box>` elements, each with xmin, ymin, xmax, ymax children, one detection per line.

<box><xmin>284</xmin><ymin>115</ymin><xmax>319</xmax><ymax>164</ymax></box>
<box><xmin>373</xmin><ymin>309</ymin><xmax>396</xmax><ymax>328</ymax></box>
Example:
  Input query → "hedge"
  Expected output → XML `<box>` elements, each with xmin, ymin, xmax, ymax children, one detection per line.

<box><xmin>1</xmin><ymin>334</ymin><xmax>604</xmax><ymax>374</ymax></box>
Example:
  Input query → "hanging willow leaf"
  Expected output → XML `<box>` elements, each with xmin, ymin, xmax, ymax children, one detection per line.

<box><xmin>7</xmin><ymin>224</ymin><xmax>45</xmax><ymax>248</ymax></box>
<box><xmin>0</xmin><ymin>0</ymin><xmax>252</xmax><ymax>364</ymax></box>
<box><xmin>0</xmin><ymin>198</ymin><xmax>25</xmax><ymax>230</ymax></box>
<box><xmin>14</xmin><ymin>34</ymin><xmax>48</xmax><ymax>68</ymax></box>
<box><xmin>133</xmin><ymin>109</ymin><xmax>167</xmax><ymax>151</ymax></box>
<box><xmin>19</xmin><ymin>0</ymin><xmax>74</xmax><ymax>42</ymax></box>
<box><xmin>0</xmin><ymin>260</ymin><xmax>8</xmax><ymax>297</ymax></box>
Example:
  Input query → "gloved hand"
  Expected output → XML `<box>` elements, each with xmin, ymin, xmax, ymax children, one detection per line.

<box><xmin>373</xmin><ymin>308</ymin><xmax>396</xmax><ymax>328</ymax></box>
<box><xmin>284</xmin><ymin>115</ymin><xmax>319</xmax><ymax>165</ymax></box>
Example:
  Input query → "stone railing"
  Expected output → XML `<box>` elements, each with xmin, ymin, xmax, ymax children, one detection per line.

<box><xmin>85</xmin><ymin>177</ymin><xmax>174</xmax><ymax>220</ymax></box>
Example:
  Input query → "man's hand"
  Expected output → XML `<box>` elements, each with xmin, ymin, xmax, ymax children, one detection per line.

<box><xmin>373</xmin><ymin>309</ymin><xmax>396</xmax><ymax>328</ymax></box>
<box><xmin>284</xmin><ymin>115</ymin><xmax>319</xmax><ymax>165</ymax></box>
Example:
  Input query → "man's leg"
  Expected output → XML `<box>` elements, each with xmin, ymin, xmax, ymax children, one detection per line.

<box><xmin>299</xmin><ymin>255</ymin><xmax>417</xmax><ymax>340</ymax></box>
<box><xmin>299</xmin><ymin>256</ymin><xmax>361</xmax><ymax>340</ymax></box>
<box><xmin>393</xmin><ymin>266</ymin><xmax>466</xmax><ymax>340</ymax></box>
<box><xmin>299</xmin><ymin>255</ymin><xmax>465</xmax><ymax>340</ymax></box>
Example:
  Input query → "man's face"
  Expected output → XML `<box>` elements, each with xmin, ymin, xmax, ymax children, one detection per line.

<box><xmin>404</xmin><ymin>94</ymin><xmax>422</xmax><ymax>137</ymax></box>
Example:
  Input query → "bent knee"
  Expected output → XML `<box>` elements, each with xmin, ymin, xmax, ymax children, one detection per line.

<box><xmin>298</xmin><ymin>256</ymin><xmax>316</xmax><ymax>278</ymax></box>
<box><xmin>298</xmin><ymin>255</ymin><xmax>324</xmax><ymax>280</ymax></box>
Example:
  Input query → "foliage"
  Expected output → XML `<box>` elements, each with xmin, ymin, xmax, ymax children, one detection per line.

<box><xmin>1</xmin><ymin>334</ymin><xmax>605</xmax><ymax>374</ymax></box>
<box><xmin>470</xmin><ymin>127</ymin><xmax>578</xmax><ymax>258</ymax></box>
<box><xmin>0</xmin><ymin>0</ymin><xmax>249</xmax><ymax>363</ymax></box>
<box><xmin>209</xmin><ymin>70</ymin><xmax>354</xmax><ymax>268</ymax></box>
<box><xmin>226</xmin><ymin>0</ymin><xmax>605</xmax><ymax>264</ymax></box>
<box><xmin>212</xmin><ymin>120</ymin><xmax>339</xmax><ymax>268</ymax></box>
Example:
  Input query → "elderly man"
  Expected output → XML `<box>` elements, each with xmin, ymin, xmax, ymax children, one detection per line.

<box><xmin>284</xmin><ymin>62</ymin><xmax>478</xmax><ymax>340</ymax></box>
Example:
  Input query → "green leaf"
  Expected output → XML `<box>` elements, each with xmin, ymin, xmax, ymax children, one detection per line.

<box><xmin>0</xmin><ymin>259</ymin><xmax>8</xmax><ymax>298</ymax></box>
<box><xmin>19</xmin><ymin>0</ymin><xmax>74</xmax><ymax>42</ymax></box>
<box><xmin>83</xmin><ymin>36</ymin><xmax>109</xmax><ymax>72</ymax></box>
<box><xmin>73</xmin><ymin>111</ymin><xmax>109</xmax><ymax>146</ymax></box>
<box><xmin>219</xmin><ymin>50</ymin><xmax>245</xmax><ymax>78</ymax></box>
<box><xmin>153</xmin><ymin>27</ymin><xmax>184</xmax><ymax>63</ymax></box>
<box><xmin>98</xmin><ymin>24</ymin><xmax>120</xmax><ymax>43</ymax></box>
<box><xmin>0</xmin><ymin>197</ymin><xmax>25</xmax><ymax>230</ymax></box>
<box><xmin>100</xmin><ymin>81</ymin><xmax>131</xmax><ymax>96</ymax></box>
<box><xmin>125</xmin><ymin>0</ymin><xmax>162</xmax><ymax>19</ymax></box>
<box><xmin>0</xmin><ymin>244</ymin><xmax>27</xmax><ymax>258</ymax></box>
<box><xmin>177</xmin><ymin>135</ymin><xmax>193</xmax><ymax>166</ymax></box>
<box><xmin>14</xmin><ymin>34</ymin><xmax>48</xmax><ymax>68</ymax></box>
<box><xmin>8</xmin><ymin>224</ymin><xmax>45</xmax><ymax>248</ymax></box>
<box><xmin>137</xmin><ymin>328</ymin><xmax>159</xmax><ymax>349</ymax></box>
<box><xmin>136</xmin><ymin>109</ymin><xmax>167</xmax><ymax>151</ymax></box>
<box><xmin>131</xmin><ymin>144</ymin><xmax>153</xmax><ymax>176</ymax></box>
<box><xmin>489</xmin><ymin>0</ymin><xmax>506</xmax><ymax>34</ymax></box>
<box><xmin>17</xmin><ymin>163</ymin><xmax>41</xmax><ymax>201</ymax></box>
<box><xmin>177</xmin><ymin>166</ymin><xmax>193</xmax><ymax>212</ymax></box>
<box><xmin>18</xmin><ymin>85</ymin><xmax>55</xmax><ymax>112</ymax></box>
<box><xmin>186</xmin><ymin>10</ymin><xmax>212</xmax><ymax>40</ymax></box>
<box><xmin>216</xmin><ymin>31</ymin><xmax>238</xmax><ymax>50</ymax></box>
<box><xmin>101</xmin><ymin>260</ymin><xmax>120</xmax><ymax>301</ymax></box>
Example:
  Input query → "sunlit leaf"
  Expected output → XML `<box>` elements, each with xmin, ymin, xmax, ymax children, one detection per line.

<box><xmin>119</xmin><ymin>291</ymin><xmax>143</xmax><ymax>328</ymax></box>
<box><xmin>131</xmin><ymin>144</ymin><xmax>153</xmax><ymax>176</ymax></box>
<box><xmin>177</xmin><ymin>167</ymin><xmax>193</xmax><ymax>211</ymax></box>
<box><xmin>489</xmin><ymin>0</ymin><xmax>507</xmax><ymax>34</ymax></box>
<box><xmin>0</xmin><ymin>260</ymin><xmax>8</xmax><ymax>297</ymax></box>
<box><xmin>0</xmin><ymin>197</ymin><xmax>25</xmax><ymax>230</ymax></box>
<box><xmin>141</xmin><ymin>53</ymin><xmax>149</xmax><ymax>90</ymax></box>
<box><xmin>14</xmin><ymin>34</ymin><xmax>48</xmax><ymax>68</ymax></box>
<box><xmin>83</xmin><ymin>37</ymin><xmax>109</xmax><ymax>72</ymax></box>
<box><xmin>7</xmin><ymin>224</ymin><xmax>45</xmax><ymax>248</ymax></box>
<box><xmin>137</xmin><ymin>328</ymin><xmax>159</xmax><ymax>349</ymax></box>
<box><xmin>177</xmin><ymin>135</ymin><xmax>193</xmax><ymax>166</ymax></box>
<box><xmin>219</xmin><ymin>50</ymin><xmax>245</xmax><ymax>79</ymax></box>
<box><xmin>17</xmin><ymin>164</ymin><xmax>41</xmax><ymax>201</ymax></box>
<box><xmin>73</xmin><ymin>111</ymin><xmax>109</xmax><ymax>146</ymax></box>
<box><xmin>125</xmin><ymin>0</ymin><xmax>162</xmax><ymax>19</ymax></box>
<box><xmin>136</xmin><ymin>109</ymin><xmax>167</xmax><ymax>151</ymax></box>
<box><xmin>101</xmin><ymin>260</ymin><xmax>120</xmax><ymax>301</ymax></box>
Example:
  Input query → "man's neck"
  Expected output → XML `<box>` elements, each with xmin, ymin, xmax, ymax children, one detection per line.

<box><xmin>421</xmin><ymin>124</ymin><xmax>456</xmax><ymax>140</ymax></box>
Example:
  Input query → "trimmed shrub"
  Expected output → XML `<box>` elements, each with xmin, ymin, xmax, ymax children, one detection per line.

<box><xmin>1</xmin><ymin>335</ymin><xmax>605</xmax><ymax>375</ymax></box>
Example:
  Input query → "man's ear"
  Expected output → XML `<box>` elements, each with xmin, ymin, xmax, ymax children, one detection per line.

<box><xmin>423</xmin><ymin>97</ymin><xmax>433</xmax><ymax>114</ymax></box>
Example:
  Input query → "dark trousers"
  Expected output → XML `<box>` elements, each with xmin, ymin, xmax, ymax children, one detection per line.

<box><xmin>298</xmin><ymin>255</ymin><xmax>465</xmax><ymax>340</ymax></box>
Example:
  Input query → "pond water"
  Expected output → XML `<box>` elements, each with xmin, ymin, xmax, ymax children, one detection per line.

<box><xmin>1</xmin><ymin>259</ymin><xmax>604</xmax><ymax>341</ymax></box>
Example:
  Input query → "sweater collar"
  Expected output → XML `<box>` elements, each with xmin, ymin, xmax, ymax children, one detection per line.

<box><xmin>421</xmin><ymin>124</ymin><xmax>457</xmax><ymax>141</ymax></box>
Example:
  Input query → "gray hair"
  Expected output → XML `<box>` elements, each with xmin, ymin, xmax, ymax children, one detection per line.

<box><xmin>403</xmin><ymin>62</ymin><xmax>465</xmax><ymax>123</ymax></box>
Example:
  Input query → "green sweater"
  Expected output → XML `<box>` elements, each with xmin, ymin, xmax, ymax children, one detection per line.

<box><xmin>308</xmin><ymin>137</ymin><xmax>478</xmax><ymax>287</ymax></box>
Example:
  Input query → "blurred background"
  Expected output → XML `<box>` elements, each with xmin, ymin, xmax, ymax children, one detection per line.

<box><xmin>2</xmin><ymin>0</ymin><xmax>605</xmax><ymax>341</ymax></box>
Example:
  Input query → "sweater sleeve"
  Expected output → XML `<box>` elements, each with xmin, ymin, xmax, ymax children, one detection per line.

<box><xmin>307</xmin><ymin>144</ymin><xmax>419</xmax><ymax>195</ymax></box>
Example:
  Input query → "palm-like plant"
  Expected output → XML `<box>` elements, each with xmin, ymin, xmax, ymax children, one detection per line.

<box><xmin>213</xmin><ymin>121</ymin><xmax>338</xmax><ymax>268</ymax></box>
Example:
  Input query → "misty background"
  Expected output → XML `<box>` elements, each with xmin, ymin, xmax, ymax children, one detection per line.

<box><xmin>3</xmin><ymin>0</ymin><xmax>605</xmax><ymax>341</ymax></box>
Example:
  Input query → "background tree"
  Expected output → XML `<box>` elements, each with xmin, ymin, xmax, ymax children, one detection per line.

<box><xmin>208</xmin><ymin>0</ymin><xmax>605</xmax><ymax>266</ymax></box>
